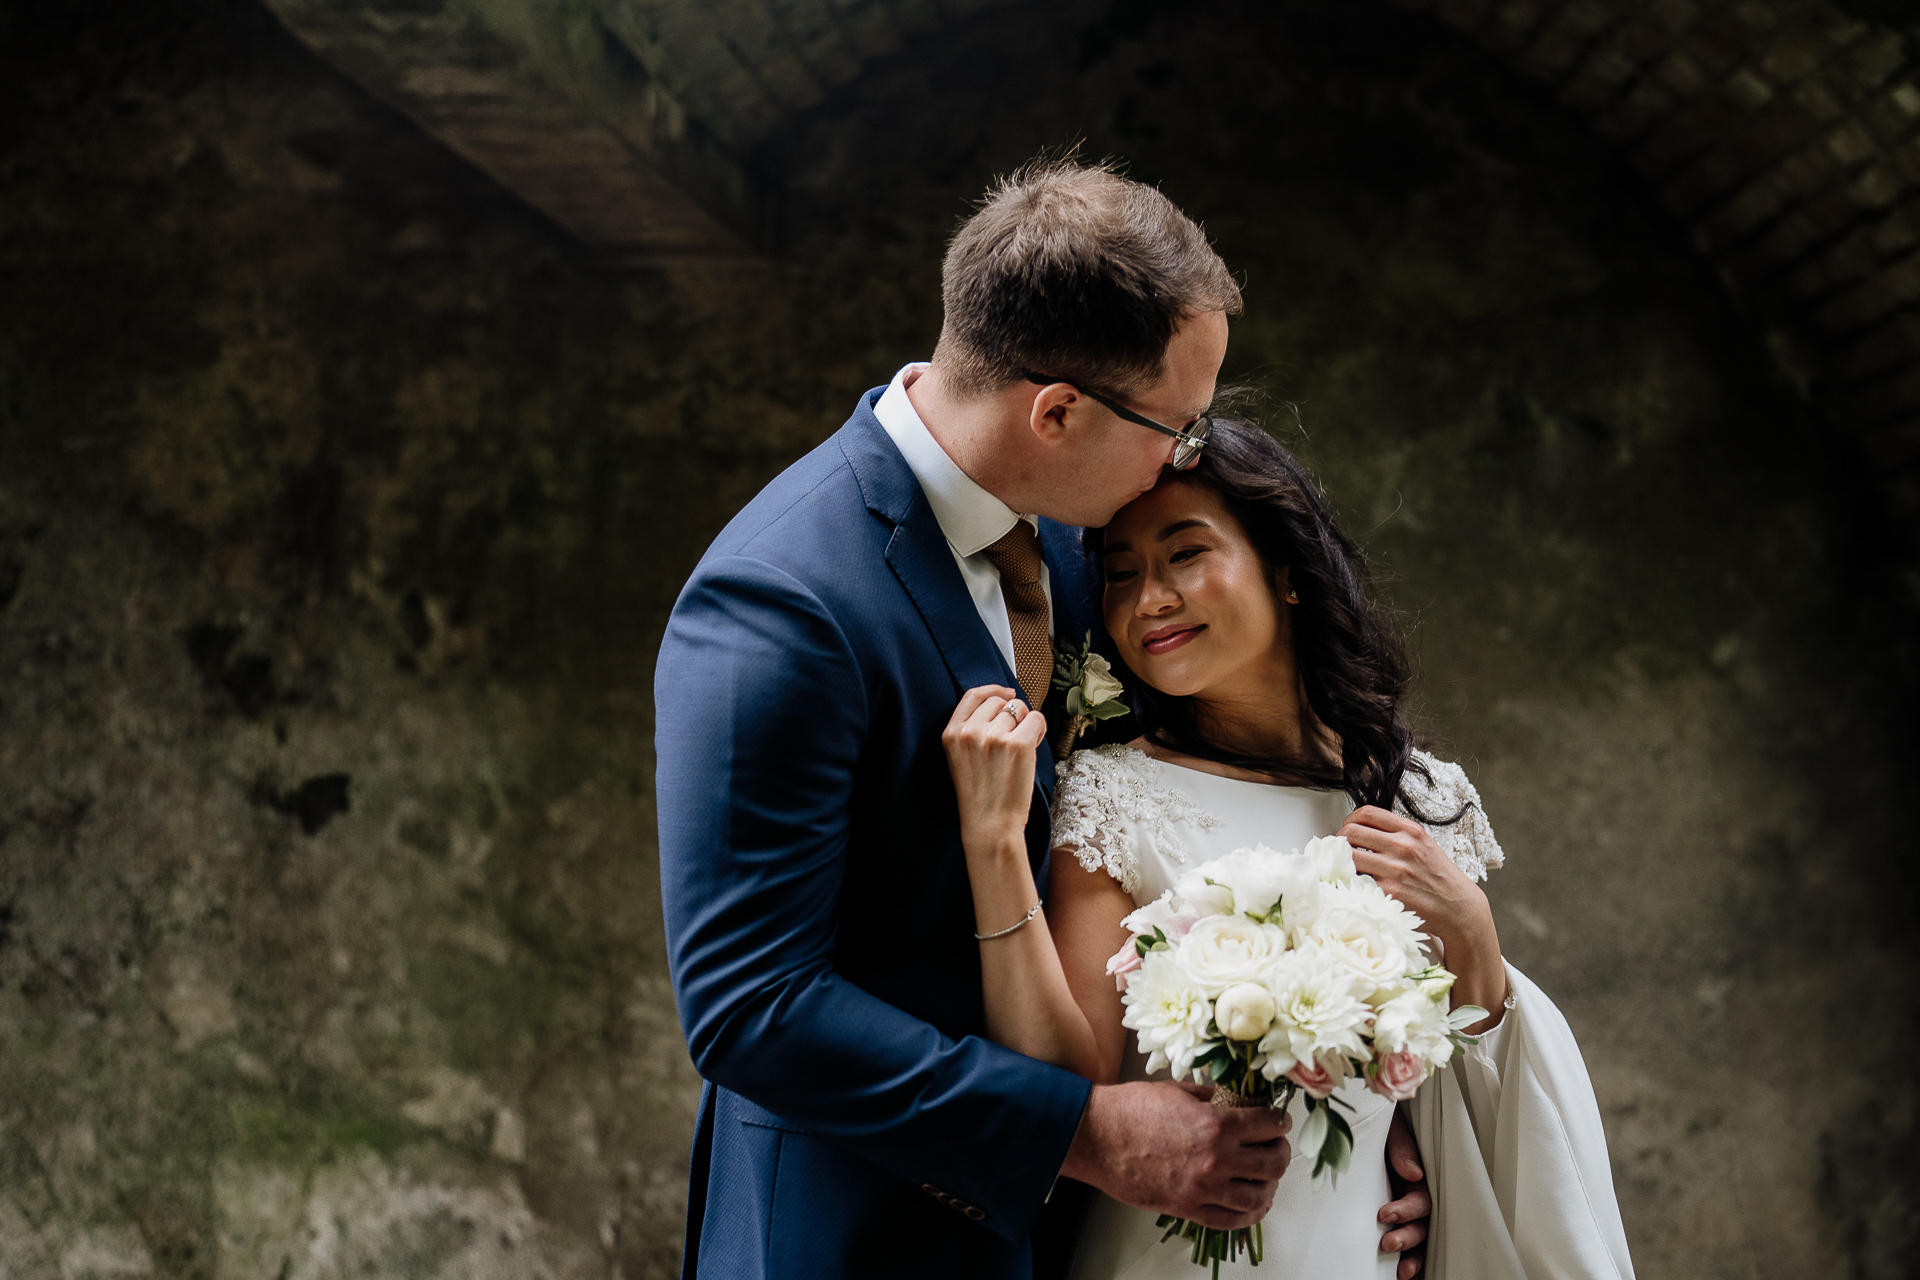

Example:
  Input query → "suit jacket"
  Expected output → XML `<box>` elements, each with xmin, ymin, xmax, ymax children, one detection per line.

<box><xmin>656</xmin><ymin>389</ymin><xmax>1100</xmax><ymax>1278</ymax></box>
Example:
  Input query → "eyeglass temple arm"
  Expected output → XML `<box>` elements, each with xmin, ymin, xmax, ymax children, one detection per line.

<box><xmin>1022</xmin><ymin>372</ymin><xmax>1202</xmax><ymax>445</ymax></box>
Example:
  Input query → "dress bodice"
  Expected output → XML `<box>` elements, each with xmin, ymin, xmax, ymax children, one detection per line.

<box><xmin>1050</xmin><ymin>745</ymin><xmax>1506</xmax><ymax>1280</ymax></box>
<box><xmin>1051</xmin><ymin>744</ymin><xmax>1503</xmax><ymax>903</ymax></box>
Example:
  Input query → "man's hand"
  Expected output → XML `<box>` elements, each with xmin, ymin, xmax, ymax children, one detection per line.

<box><xmin>1380</xmin><ymin>1107</ymin><xmax>1430</xmax><ymax>1279</ymax></box>
<box><xmin>1060</xmin><ymin>1081</ymin><xmax>1292</xmax><ymax>1229</ymax></box>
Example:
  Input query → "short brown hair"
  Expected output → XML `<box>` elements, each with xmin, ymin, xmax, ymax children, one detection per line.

<box><xmin>933</xmin><ymin>157</ymin><xmax>1241</xmax><ymax>399</ymax></box>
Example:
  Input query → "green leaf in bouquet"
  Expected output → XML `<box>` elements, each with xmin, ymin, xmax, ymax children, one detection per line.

<box><xmin>1064</xmin><ymin>686</ymin><xmax>1089</xmax><ymax>716</ymax></box>
<box><xmin>1296</xmin><ymin>1098</ymin><xmax>1330</xmax><ymax>1161</ymax></box>
<box><xmin>1327</xmin><ymin>1107</ymin><xmax>1355</xmax><ymax>1153</ymax></box>
<box><xmin>1447</xmin><ymin>1004</ymin><xmax>1489</xmax><ymax>1030</ymax></box>
<box><xmin>1311</xmin><ymin>1111</ymin><xmax>1354</xmax><ymax>1189</ymax></box>
<box><xmin>1243</xmin><ymin>896</ymin><xmax>1282</xmax><ymax>924</ymax></box>
<box><xmin>1082</xmin><ymin>698</ymin><xmax>1131</xmax><ymax>721</ymax></box>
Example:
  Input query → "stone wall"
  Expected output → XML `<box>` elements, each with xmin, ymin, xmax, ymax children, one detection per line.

<box><xmin>1</xmin><ymin>1</ymin><xmax>1915</xmax><ymax>1277</ymax></box>
<box><xmin>1407</xmin><ymin>0</ymin><xmax>1920</xmax><ymax>542</ymax></box>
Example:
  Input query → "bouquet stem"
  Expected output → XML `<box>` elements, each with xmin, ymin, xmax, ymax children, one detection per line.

<box><xmin>1156</xmin><ymin>1086</ymin><xmax>1283</xmax><ymax>1276</ymax></box>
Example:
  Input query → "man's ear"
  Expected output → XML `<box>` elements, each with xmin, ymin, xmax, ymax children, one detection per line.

<box><xmin>1027</xmin><ymin>381</ymin><xmax>1082</xmax><ymax>444</ymax></box>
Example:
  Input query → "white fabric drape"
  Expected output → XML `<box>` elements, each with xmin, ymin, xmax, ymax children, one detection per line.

<box><xmin>1409</xmin><ymin>962</ymin><xmax>1635</xmax><ymax>1280</ymax></box>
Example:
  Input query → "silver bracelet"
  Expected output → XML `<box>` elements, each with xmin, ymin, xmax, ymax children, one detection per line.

<box><xmin>975</xmin><ymin>903</ymin><xmax>1042</xmax><ymax>940</ymax></box>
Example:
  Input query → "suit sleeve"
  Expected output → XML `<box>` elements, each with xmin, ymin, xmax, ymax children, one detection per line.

<box><xmin>655</xmin><ymin>553</ymin><xmax>1093</xmax><ymax>1243</ymax></box>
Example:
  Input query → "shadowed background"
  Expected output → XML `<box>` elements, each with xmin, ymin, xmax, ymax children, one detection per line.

<box><xmin>2</xmin><ymin>0</ymin><xmax>1917</xmax><ymax>1276</ymax></box>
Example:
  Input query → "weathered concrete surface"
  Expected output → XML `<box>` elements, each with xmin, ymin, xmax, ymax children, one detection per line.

<box><xmin>0</xmin><ymin>0</ymin><xmax>1915</xmax><ymax>1277</ymax></box>
<box><xmin>256</xmin><ymin>0</ymin><xmax>769</xmax><ymax>260</ymax></box>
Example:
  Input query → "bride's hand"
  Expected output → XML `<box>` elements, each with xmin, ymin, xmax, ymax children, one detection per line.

<box><xmin>1340</xmin><ymin>806</ymin><xmax>1506</xmax><ymax>1031</ymax></box>
<box><xmin>942</xmin><ymin>686</ymin><xmax>1048</xmax><ymax>854</ymax></box>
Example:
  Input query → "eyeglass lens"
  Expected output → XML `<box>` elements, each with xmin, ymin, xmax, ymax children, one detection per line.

<box><xmin>1173</xmin><ymin>417</ymin><xmax>1211</xmax><ymax>469</ymax></box>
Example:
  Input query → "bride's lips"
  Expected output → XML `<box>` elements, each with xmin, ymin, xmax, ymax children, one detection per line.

<box><xmin>1141</xmin><ymin>624</ymin><xmax>1204</xmax><ymax>656</ymax></box>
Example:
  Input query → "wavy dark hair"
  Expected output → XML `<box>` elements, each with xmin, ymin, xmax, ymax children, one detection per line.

<box><xmin>1093</xmin><ymin>417</ymin><xmax>1459</xmax><ymax>823</ymax></box>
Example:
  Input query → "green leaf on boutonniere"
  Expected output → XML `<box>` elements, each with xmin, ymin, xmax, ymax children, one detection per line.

<box><xmin>1052</xmin><ymin>630</ymin><xmax>1130</xmax><ymax>720</ymax></box>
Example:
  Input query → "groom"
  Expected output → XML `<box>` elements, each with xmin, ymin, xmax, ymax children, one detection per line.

<box><xmin>656</xmin><ymin>158</ymin><xmax>1432</xmax><ymax>1278</ymax></box>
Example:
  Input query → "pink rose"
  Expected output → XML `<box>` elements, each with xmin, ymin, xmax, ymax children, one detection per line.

<box><xmin>1165</xmin><ymin>907</ymin><xmax>1202</xmax><ymax>940</ymax></box>
<box><xmin>1368</xmin><ymin>1048</ymin><xmax>1427</xmax><ymax>1102</ymax></box>
<box><xmin>1105</xmin><ymin>941</ymin><xmax>1143</xmax><ymax>992</ymax></box>
<box><xmin>1288</xmin><ymin>1058</ymin><xmax>1340</xmax><ymax>1100</ymax></box>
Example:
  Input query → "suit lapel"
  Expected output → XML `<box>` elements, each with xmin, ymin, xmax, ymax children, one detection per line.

<box><xmin>841</xmin><ymin>394</ymin><xmax>1026</xmax><ymax>705</ymax></box>
<box><xmin>884</xmin><ymin>503</ymin><xmax>1022</xmax><ymax>702</ymax></box>
<box><xmin>842</xmin><ymin>399</ymin><xmax>1080</xmax><ymax>837</ymax></box>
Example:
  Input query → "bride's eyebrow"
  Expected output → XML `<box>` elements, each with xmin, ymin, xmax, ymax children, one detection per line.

<box><xmin>1156</xmin><ymin>518</ymin><xmax>1210</xmax><ymax>541</ymax></box>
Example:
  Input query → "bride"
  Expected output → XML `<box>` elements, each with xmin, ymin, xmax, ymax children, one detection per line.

<box><xmin>941</xmin><ymin>419</ymin><xmax>1636</xmax><ymax>1280</ymax></box>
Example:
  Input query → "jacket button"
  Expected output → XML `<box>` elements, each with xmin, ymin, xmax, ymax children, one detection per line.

<box><xmin>965</xmin><ymin>1206</ymin><xmax>987</xmax><ymax>1221</ymax></box>
<box><xmin>921</xmin><ymin>1184</ymin><xmax>941</xmax><ymax>1197</ymax></box>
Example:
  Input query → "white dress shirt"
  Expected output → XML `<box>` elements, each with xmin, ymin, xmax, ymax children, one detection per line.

<box><xmin>873</xmin><ymin>363</ymin><xmax>1053</xmax><ymax>675</ymax></box>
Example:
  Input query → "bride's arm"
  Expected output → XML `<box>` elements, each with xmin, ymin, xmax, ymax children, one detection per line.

<box><xmin>944</xmin><ymin>686</ymin><xmax>1134</xmax><ymax>1083</ymax></box>
<box><xmin>1341</xmin><ymin>805</ymin><xmax>1507</xmax><ymax>1036</ymax></box>
<box><xmin>1043</xmin><ymin>846</ymin><xmax>1136</xmax><ymax>1082</ymax></box>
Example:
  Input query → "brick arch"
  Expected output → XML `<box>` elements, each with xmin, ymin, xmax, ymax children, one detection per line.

<box><xmin>265</xmin><ymin>0</ymin><xmax>1920</xmax><ymax>517</ymax></box>
<box><xmin>1399</xmin><ymin>0</ymin><xmax>1920</xmax><ymax>518</ymax></box>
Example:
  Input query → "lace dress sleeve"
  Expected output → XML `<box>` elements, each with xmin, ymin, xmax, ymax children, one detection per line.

<box><xmin>1051</xmin><ymin>746</ymin><xmax>1221</xmax><ymax>897</ymax></box>
<box><xmin>1051</xmin><ymin>747</ymin><xmax>1146</xmax><ymax>895</ymax></box>
<box><xmin>1395</xmin><ymin>750</ymin><xmax>1506</xmax><ymax>882</ymax></box>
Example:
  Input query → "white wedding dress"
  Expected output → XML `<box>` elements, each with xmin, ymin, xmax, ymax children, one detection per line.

<box><xmin>1051</xmin><ymin>746</ymin><xmax>1635</xmax><ymax>1280</ymax></box>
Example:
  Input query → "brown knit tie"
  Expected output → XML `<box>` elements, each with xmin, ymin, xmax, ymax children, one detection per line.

<box><xmin>981</xmin><ymin>521</ymin><xmax>1051</xmax><ymax>709</ymax></box>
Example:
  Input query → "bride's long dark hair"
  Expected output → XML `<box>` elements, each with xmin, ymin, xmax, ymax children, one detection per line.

<box><xmin>1093</xmin><ymin>417</ymin><xmax>1458</xmax><ymax>823</ymax></box>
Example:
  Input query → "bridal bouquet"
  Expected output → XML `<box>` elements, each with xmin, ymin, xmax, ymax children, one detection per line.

<box><xmin>1105</xmin><ymin>836</ymin><xmax>1485</xmax><ymax>1275</ymax></box>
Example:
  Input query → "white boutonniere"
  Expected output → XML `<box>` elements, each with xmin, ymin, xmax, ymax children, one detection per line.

<box><xmin>1051</xmin><ymin>631</ymin><xmax>1131</xmax><ymax>755</ymax></box>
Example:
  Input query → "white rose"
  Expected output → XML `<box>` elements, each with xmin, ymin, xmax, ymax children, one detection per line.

<box><xmin>1276</xmin><ymin>877</ymin><xmax>1332</xmax><ymax>940</ymax></box>
<box><xmin>1304</xmin><ymin>904</ymin><xmax>1417</xmax><ymax>993</ymax></box>
<box><xmin>1312</xmin><ymin>879</ymin><xmax>1428</xmax><ymax>966</ymax></box>
<box><xmin>1121</xmin><ymin>951</ymin><xmax>1215</xmax><ymax>1078</ymax></box>
<box><xmin>1299</xmin><ymin>835</ymin><xmax>1357</xmax><ymax>885</ymax></box>
<box><xmin>1080</xmin><ymin>652</ymin><xmax>1126</xmax><ymax>705</ymax></box>
<box><xmin>1214</xmin><ymin>982</ymin><xmax>1277</xmax><ymax>1041</ymax></box>
<box><xmin>1372</xmin><ymin>988</ymin><xmax>1454</xmax><ymax>1068</ymax></box>
<box><xmin>1178</xmin><ymin>915</ymin><xmax>1289</xmax><ymax>994</ymax></box>
<box><xmin>1122</xmin><ymin>890</ymin><xmax>1201</xmax><ymax>942</ymax></box>
<box><xmin>1255</xmin><ymin>947</ymin><xmax>1371</xmax><ymax>1079</ymax></box>
<box><xmin>1172</xmin><ymin>869</ymin><xmax>1236</xmax><ymax>918</ymax></box>
<box><xmin>1411</xmin><ymin>966</ymin><xmax>1455</xmax><ymax>1004</ymax></box>
<box><xmin>1193</xmin><ymin>845</ymin><xmax>1308</xmax><ymax>921</ymax></box>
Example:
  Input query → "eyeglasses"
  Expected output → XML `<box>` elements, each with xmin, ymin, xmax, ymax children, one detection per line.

<box><xmin>1024</xmin><ymin>373</ymin><xmax>1212</xmax><ymax>470</ymax></box>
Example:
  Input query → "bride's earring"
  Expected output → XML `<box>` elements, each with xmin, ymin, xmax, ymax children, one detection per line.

<box><xmin>1284</xmin><ymin>588</ymin><xmax>1300</xmax><ymax>604</ymax></box>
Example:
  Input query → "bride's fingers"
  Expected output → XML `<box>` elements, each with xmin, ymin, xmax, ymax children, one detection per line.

<box><xmin>1350</xmin><ymin>847</ymin><xmax>1409</xmax><ymax>890</ymax></box>
<box><xmin>949</xmin><ymin>685</ymin><xmax>1017</xmax><ymax>728</ymax></box>
<box><xmin>1340</xmin><ymin>821</ymin><xmax>1408</xmax><ymax>854</ymax></box>
<box><xmin>1345</xmin><ymin>805</ymin><xmax>1419</xmax><ymax>834</ymax></box>
<box><xmin>966</xmin><ymin>695</ymin><xmax>1019</xmax><ymax>727</ymax></box>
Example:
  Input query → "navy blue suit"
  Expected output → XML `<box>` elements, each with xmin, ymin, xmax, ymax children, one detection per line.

<box><xmin>656</xmin><ymin>390</ymin><xmax>1099</xmax><ymax>1278</ymax></box>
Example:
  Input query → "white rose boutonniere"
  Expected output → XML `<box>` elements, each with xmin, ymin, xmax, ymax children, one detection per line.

<box><xmin>1051</xmin><ymin>631</ymin><xmax>1131</xmax><ymax>755</ymax></box>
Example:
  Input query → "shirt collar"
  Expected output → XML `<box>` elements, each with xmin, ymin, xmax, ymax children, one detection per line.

<box><xmin>873</xmin><ymin>363</ymin><xmax>1035</xmax><ymax>557</ymax></box>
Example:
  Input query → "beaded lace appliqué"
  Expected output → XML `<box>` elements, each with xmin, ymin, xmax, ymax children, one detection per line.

<box><xmin>1051</xmin><ymin>746</ymin><xmax>1220</xmax><ymax>895</ymax></box>
<box><xmin>1396</xmin><ymin>750</ymin><xmax>1506</xmax><ymax>882</ymax></box>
